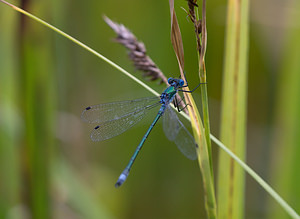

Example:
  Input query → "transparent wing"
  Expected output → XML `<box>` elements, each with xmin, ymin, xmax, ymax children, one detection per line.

<box><xmin>82</xmin><ymin>97</ymin><xmax>160</xmax><ymax>141</ymax></box>
<box><xmin>81</xmin><ymin>97</ymin><xmax>160</xmax><ymax>124</ymax></box>
<box><xmin>163</xmin><ymin>106</ymin><xmax>197</xmax><ymax>160</ymax></box>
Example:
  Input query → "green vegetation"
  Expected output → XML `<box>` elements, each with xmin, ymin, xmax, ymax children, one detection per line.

<box><xmin>0</xmin><ymin>0</ymin><xmax>299</xmax><ymax>218</ymax></box>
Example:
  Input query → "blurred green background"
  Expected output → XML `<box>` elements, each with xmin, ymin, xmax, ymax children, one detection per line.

<box><xmin>1</xmin><ymin>0</ymin><xmax>300</xmax><ymax>218</ymax></box>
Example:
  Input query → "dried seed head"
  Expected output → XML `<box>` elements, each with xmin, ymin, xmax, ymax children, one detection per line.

<box><xmin>185</xmin><ymin>0</ymin><xmax>202</xmax><ymax>53</ymax></box>
<box><xmin>103</xmin><ymin>16</ymin><xmax>168</xmax><ymax>84</ymax></box>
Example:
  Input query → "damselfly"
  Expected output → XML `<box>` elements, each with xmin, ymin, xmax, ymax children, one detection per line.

<box><xmin>82</xmin><ymin>77</ymin><xmax>199</xmax><ymax>187</ymax></box>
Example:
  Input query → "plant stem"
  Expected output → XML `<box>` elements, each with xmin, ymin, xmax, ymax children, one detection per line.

<box><xmin>217</xmin><ymin>0</ymin><xmax>249</xmax><ymax>218</ymax></box>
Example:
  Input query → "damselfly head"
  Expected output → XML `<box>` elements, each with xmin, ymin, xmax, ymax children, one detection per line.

<box><xmin>168</xmin><ymin>77</ymin><xmax>184</xmax><ymax>87</ymax></box>
<box><xmin>179</xmin><ymin>79</ymin><xmax>184</xmax><ymax>87</ymax></box>
<box><xmin>167</xmin><ymin>77</ymin><xmax>174</xmax><ymax>85</ymax></box>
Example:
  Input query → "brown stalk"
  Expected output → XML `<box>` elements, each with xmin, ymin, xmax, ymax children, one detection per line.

<box><xmin>186</xmin><ymin>0</ymin><xmax>202</xmax><ymax>55</ymax></box>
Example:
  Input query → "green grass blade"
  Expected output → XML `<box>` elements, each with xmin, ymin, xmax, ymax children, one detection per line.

<box><xmin>267</xmin><ymin>0</ymin><xmax>300</xmax><ymax>218</ymax></box>
<box><xmin>212</xmin><ymin>135</ymin><xmax>300</xmax><ymax>219</ymax></box>
<box><xmin>198</xmin><ymin>0</ymin><xmax>214</xmax><ymax>178</ymax></box>
<box><xmin>191</xmin><ymin>0</ymin><xmax>214</xmax><ymax>177</ymax></box>
<box><xmin>17</xmin><ymin>2</ymin><xmax>56</xmax><ymax>217</ymax></box>
<box><xmin>0</xmin><ymin>6</ymin><xmax>21</xmax><ymax>218</ymax></box>
<box><xmin>188</xmin><ymin>96</ymin><xmax>217</xmax><ymax>219</ymax></box>
<box><xmin>217</xmin><ymin>0</ymin><xmax>249</xmax><ymax>218</ymax></box>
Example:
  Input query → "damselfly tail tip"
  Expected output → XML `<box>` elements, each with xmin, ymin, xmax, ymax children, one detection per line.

<box><xmin>115</xmin><ymin>170</ymin><xmax>129</xmax><ymax>188</ymax></box>
<box><xmin>115</xmin><ymin>181</ymin><xmax>123</xmax><ymax>188</ymax></box>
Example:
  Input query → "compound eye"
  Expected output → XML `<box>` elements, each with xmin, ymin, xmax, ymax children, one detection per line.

<box><xmin>167</xmin><ymin>78</ymin><xmax>173</xmax><ymax>85</ymax></box>
<box><xmin>179</xmin><ymin>79</ymin><xmax>184</xmax><ymax>86</ymax></box>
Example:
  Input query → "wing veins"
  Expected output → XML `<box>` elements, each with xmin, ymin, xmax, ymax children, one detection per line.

<box><xmin>81</xmin><ymin>97</ymin><xmax>160</xmax><ymax>124</ymax></box>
